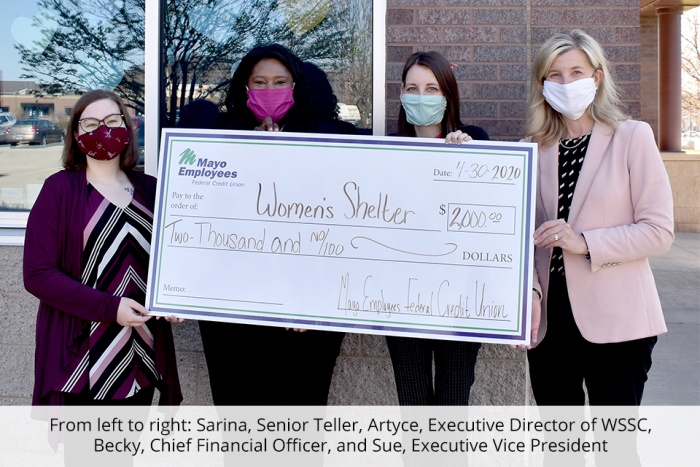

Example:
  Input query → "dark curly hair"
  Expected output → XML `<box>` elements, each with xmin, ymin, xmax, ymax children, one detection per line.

<box><xmin>221</xmin><ymin>43</ymin><xmax>314</xmax><ymax>131</ymax></box>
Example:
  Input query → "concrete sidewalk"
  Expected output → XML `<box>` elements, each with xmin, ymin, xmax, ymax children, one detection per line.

<box><xmin>645</xmin><ymin>232</ymin><xmax>700</xmax><ymax>405</ymax></box>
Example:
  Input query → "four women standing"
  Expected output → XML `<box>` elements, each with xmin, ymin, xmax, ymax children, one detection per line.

<box><xmin>24</xmin><ymin>32</ymin><xmax>673</xmax><ymax>408</ymax></box>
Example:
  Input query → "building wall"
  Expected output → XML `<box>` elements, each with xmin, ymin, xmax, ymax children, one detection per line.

<box><xmin>386</xmin><ymin>1</ymin><xmax>643</xmax><ymax>138</ymax></box>
<box><xmin>662</xmin><ymin>153</ymin><xmax>700</xmax><ymax>233</ymax></box>
<box><xmin>0</xmin><ymin>95</ymin><xmax>80</xmax><ymax>123</ymax></box>
<box><xmin>641</xmin><ymin>14</ymin><xmax>660</xmax><ymax>140</ymax></box>
<box><xmin>0</xmin><ymin>244</ymin><xmax>532</xmax><ymax>405</ymax></box>
<box><xmin>0</xmin><ymin>247</ymin><xmax>35</xmax><ymax>404</ymax></box>
<box><xmin>2</xmin><ymin>0</ymin><xmax>647</xmax><ymax>405</ymax></box>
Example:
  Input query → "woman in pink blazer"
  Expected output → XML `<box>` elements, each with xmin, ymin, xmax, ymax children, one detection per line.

<box><xmin>523</xmin><ymin>30</ymin><xmax>674</xmax><ymax>406</ymax></box>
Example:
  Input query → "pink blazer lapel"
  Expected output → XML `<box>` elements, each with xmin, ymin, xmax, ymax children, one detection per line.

<box><xmin>567</xmin><ymin>122</ymin><xmax>614</xmax><ymax>226</ymax></box>
<box><xmin>538</xmin><ymin>142</ymin><xmax>559</xmax><ymax>223</ymax></box>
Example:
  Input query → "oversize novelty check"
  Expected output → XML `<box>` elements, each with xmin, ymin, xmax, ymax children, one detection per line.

<box><xmin>147</xmin><ymin>129</ymin><xmax>538</xmax><ymax>344</ymax></box>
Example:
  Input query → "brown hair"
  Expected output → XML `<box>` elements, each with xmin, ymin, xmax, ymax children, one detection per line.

<box><xmin>62</xmin><ymin>90</ymin><xmax>140</xmax><ymax>171</ymax></box>
<box><xmin>397</xmin><ymin>51</ymin><xmax>462</xmax><ymax>137</ymax></box>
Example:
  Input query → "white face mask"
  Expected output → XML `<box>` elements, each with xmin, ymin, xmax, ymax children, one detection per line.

<box><xmin>542</xmin><ymin>77</ymin><xmax>597</xmax><ymax>121</ymax></box>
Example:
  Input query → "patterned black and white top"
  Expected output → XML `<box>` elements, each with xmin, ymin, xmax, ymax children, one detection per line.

<box><xmin>550</xmin><ymin>132</ymin><xmax>591</xmax><ymax>276</ymax></box>
<box><xmin>58</xmin><ymin>184</ymin><xmax>160</xmax><ymax>400</ymax></box>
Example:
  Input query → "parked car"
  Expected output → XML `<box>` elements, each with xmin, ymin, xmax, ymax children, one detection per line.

<box><xmin>0</xmin><ymin>112</ymin><xmax>17</xmax><ymax>144</ymax></box>
<box><xmin>6</xmin><ymin>118</ymin><xmax>64</xmax><ymax>145</ymax></box>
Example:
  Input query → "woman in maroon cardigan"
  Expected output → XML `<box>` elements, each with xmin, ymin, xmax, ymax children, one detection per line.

<box><xmin>24</xmin><ymin>90</ymin><xmax>181</xmax><ymax>406</ymax></box>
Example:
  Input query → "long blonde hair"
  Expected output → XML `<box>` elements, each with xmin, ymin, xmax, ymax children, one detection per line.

<box><xmin>525</xmin><ymin>29</ymin><xmax>628</xmax><ymax>147</ymax></box>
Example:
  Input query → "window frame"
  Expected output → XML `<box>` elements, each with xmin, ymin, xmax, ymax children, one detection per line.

<box><xmin>1</xmin><ymin>0</ymin><xmax>386</xmax><ymax>242</ymax></box>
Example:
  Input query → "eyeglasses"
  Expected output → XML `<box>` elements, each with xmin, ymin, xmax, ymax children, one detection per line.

<box><xmin>78</xmin><ymin>114</ymin><xmax>124</xmax><ymax>133</ymax></box>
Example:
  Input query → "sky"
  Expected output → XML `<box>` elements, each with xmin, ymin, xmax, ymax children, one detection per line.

<box><xmin>1</xmin><ymin>3</ymin><xmax>42</xmax><ymax>81</ymax></box>
<box><xmin>1</xmin><ymin>2</ymin><xmax>136</xmax><ymax>90</ymax></box>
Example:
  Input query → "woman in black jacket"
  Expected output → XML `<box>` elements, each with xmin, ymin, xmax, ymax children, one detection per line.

<box><xmin>387</xmin><ymin>51</ymin><xmax>488</xmax><ymax>405</ymax></box>
<box><xmin>198</xmin><ymin>44</ymin><xmax>348</xmax><ymax>406</ymax></box>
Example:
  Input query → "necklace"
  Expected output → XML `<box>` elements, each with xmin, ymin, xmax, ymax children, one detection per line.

<box><xmin>559</xmin><ymin>132</ymin><xmax>591</xmax><ymax>150</ymax></box>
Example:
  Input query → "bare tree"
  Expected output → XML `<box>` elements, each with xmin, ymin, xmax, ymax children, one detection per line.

<box><xmin>16</xmin><ymin>0</ymin><xmax>145</xmax><ymax>108</ymax></box>
<box><xmin>682</xmin><ymin>8</ymin><xmax>700</xmax><ymax>127</ymax></box>
<box><xmin>324</xmin><ymin>0</ymin><xmax>373</xmax><ymax>127</ymax></box>
<box><xmin>16</xmin><ymin>0</ymin><xmax>351</xmax><ymax>123</ymax></box>
<box><xmin>163</xmin><ymin>0</ymin><xmax>351</xmax><ymax>125</ymax></box>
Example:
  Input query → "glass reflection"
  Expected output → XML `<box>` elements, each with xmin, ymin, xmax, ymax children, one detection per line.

<box><xmin>0</xmin><ymin>1</ymin><xmax>144</xmax><ymax>211</ymax></box>
<box><xmin>163</xmin><ymin>0</ymin><xmax>373</xmax><ymax>128</ymax></box>
<box><xmin>0</xmin><ymin>0</ymin><xmax>371</xmax><ymax>212</ymax></box>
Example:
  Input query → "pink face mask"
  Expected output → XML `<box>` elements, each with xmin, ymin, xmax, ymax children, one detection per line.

<box><xmin>77</xmin><ymin>126</ymin><xmax>131</xmax><ymax>161</ymax></box>
<box><xmin>246</xmin><ymin>87</ymin><xmax>295</xmax><ymax>123</ymax></box>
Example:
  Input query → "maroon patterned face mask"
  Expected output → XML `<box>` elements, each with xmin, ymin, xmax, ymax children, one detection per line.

<box><xmin>77</xmin><ymin>126</ymin><xmax>131</xmax><ymax>161</ymax></box>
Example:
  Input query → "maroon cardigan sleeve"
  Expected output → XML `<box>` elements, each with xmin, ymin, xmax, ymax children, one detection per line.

<box><xmin>23</xmin><ymin>171</ymin><xmax>121</xmax><ymax>322</ymax></box>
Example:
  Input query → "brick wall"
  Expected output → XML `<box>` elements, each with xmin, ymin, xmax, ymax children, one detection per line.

<box><xmin>641</xmin><ymin>14</ymin><xmax>660</xmax><ymax>140</ymax></box>
<box><xmin>386</xmin><ymin>0</ymin><xmax>643</xmax><ymax>139</ymax></box>
<box><xmin>0</xmin><ymin>247</ymin><xmax>34</xmax><ymax>404</ymax></box>
<box><xmin>0</xmin><ymin>244</ymin><xmax>531</xmax><ymax>405</ymax></box>
<box><xmin>662</xmin><ymin>153</ymin><xmax>700</xmax><ymax>233</ymax></box>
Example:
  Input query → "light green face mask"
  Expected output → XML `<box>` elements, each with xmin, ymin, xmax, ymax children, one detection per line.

<box><xmin>401</xmin><ymin>93</ymin><xmax>447</xmax><ymax>127</ymax></box>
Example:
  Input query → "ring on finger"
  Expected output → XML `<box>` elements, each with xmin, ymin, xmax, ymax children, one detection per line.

<box><xmin>554</xmin><ymin>233</ymin><xmax>559</xmax><ymax>241</ymax></box>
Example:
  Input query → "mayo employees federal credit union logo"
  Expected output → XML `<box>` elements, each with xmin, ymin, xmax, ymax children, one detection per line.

<box><xmin>177</xmin><ymin>147</ymin><xmax>237</xmax><ymax>180</ymax></box>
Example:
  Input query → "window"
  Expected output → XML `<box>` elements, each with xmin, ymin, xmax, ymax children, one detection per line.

<box><xmin>0</xmin><ymin>0</ymin><xmax>384</xmax><ymax>241</ymax></box>
<box><xmin>0</xmin><ymin>1</ymin><xmax>145</xmax><ymax>241</ymax></box>
<box><xmin>22</xmin><ymin>104</ymin><xmax>54</xmax><ymax>117</ymax></box>
<box><xmin>145</xmin><ymin>0</ymin><xmax>382</xmax><ymax>173</ymax></box>
<box><xmin>161</xmin><ymin>0</ymin><xmax>374</xmax><ymax>128</ymax></box>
